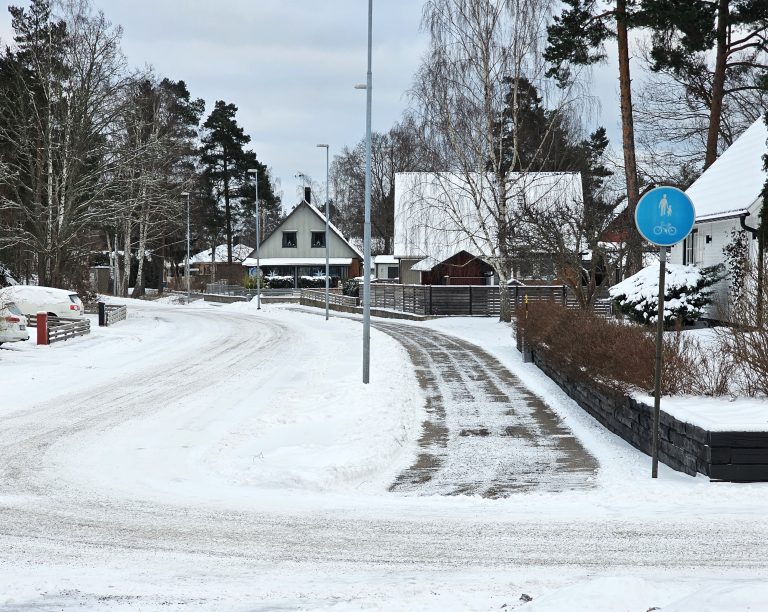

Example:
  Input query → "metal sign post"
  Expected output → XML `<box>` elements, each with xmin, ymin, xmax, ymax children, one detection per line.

<box><xmin>634</xmin><ymin>186</ymin><xmax>695</xmax><ymax>478</ymax></box>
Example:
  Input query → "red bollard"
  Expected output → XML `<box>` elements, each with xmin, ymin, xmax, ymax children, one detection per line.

<box><xmin>36</xmin><ymin>312</ymin><xmax>48</xmax><ymax>345</ymax></box>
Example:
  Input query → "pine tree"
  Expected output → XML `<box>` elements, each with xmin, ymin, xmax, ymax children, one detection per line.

<box><xmin>640</xmin><ymin>0</ymin><xmax>768</xmax><ymax>169</ymax></box>
<box><xmin>545</xmin><ymin>0</ymin><xmax>644</xmax><ymax>274</ymax></box>
<box><xmin>201</xmin><ymin>101</ymin><xmax>252</xmax><ymax>263</ymax></box>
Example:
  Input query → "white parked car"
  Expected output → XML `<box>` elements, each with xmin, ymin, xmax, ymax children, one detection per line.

<box><xmin>0</xmin><ymin>285</ymin><xmax>84</xmax><ymax>320</ymax></box>
<box><xmin>0</xmin><ymin>300</ymin><xmax>30</xmax><ymax>345</ymax></box>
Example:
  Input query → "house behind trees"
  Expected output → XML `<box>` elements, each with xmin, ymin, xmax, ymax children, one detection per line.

<box><xmin>393</xmin><ymin>172</ymin><xmax>584</xmax><ymax>286</ymax></box>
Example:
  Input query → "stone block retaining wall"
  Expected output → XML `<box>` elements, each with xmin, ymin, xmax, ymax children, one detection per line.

<box><xmin>528</xmin><ymin>349</ymin><xmax>768</xmax><ymax>481</ymax></box>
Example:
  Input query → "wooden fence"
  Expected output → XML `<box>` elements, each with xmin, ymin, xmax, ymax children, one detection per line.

<box><xmin>368</xmin><ymin>284</ymin><xmax>612</xmax><ymax>317</ymax></box>
<box><xmin>98</xmin><ymin>303</ymin><xmax>127</xmax><ymax>326</ymax></box>
<box><xmin>301</xmin><ymin>289</ymin><xmax>358</xmax><ymax>308</ymax></box>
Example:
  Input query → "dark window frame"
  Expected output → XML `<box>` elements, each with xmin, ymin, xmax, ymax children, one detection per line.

<box><xmin>282</xmin><ymin>231</ymin><xmax>298</xmax><ymax>248</ymax></box>
<box><xmin>310</xmin><ymin>231</ymin><xmax>326</xmax><ymax>248</ymax></box>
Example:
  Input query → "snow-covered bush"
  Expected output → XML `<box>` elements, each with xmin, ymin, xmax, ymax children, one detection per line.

<box><xmin>609</xmin><ymin>263</ymin><xmax>723</xmax><ymax>325</ymax></box>
<box><xmin>265</xmin><ymin>275</ymin><xmax>293</xmax><ymax>289</ymax></box>
<box><xmin>298</xmin><ymin>276</ymin><xmax>326</xmax><ymax>289</ymax></box>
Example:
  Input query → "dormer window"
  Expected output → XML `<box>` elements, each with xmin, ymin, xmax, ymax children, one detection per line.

<box><xmin>282</xmin><ymin>231</ymin><xmax>297</xmax><ymax>248</ymax></box>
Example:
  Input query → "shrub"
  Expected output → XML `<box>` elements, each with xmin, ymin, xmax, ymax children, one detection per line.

<box><xmin>609</xmin><ymin>263</ymin><xmax>723</xmax><ymax>326</ymax></box>
<box><xmin>298</xmin><ymin>276</ymin><xmax>326</xmax><ymax>289</ymax></box>
<box><xmin>265</xmin><ymin>275</ymin><xmax>294</xmax><ymax>289</ymax></box>
<box><xmin>342</xmin><ymin>278</ymin><xmax>359</xmax><ymax>297</ymax></box>
<box><xmin>723</xmin><ymin>261</ymin><xmax>768</xmax><ymax>396</ymax></box>
<box><xmin>519</xmin><ymin>302</ymin><xmax>736</xmax><ymax>396</ymax></box>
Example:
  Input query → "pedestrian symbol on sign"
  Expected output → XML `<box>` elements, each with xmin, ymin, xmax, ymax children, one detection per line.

<box><xmin>635</xmin><ymin>186</ymin><xmax>694</xmax><ymax>247</ymax></box>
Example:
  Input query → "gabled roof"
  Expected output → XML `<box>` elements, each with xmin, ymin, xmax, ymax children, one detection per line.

<box><xmin>687</xmin><ymin>117</ymin><xmax>767</xmax><ymax>221</ymax></box>
<box><xmin>242</xmin><ymin>200</ymin><xmax>362</xmax><ymax>265</ymax></box>
<box><xmin>190</xmin><ymin>243</ymin><xmax>252</xmax><ymax>264</ymax></box>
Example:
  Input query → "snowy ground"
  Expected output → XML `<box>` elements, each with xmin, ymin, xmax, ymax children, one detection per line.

<box><xmin>0</xmin><ymin>298</ymin><xmax>767</xmax><ymax>610</ymax></box>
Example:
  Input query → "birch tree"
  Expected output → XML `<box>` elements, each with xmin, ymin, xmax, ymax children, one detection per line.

<box><xmin>409</xmin><ymin>0</ymin><xmax>585</xmax><ymax>321</ymax></box>
<box><xmin>109</xmin><ymin>76</ymin><xmax>203</xmax><ymax>297</ymax></box>
<box><xmin>0</xmin><ymin>0</ymin><xmax>128</xmax><ymax>288</ymax></box>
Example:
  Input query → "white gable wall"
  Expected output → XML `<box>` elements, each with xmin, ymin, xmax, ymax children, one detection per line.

<box><xmin>256</xmin><ymin>202</ymin><xmax>359</xmax><ymax>260</ymax></box>
<box><xmin>394</xmin><ymin>171</ymin><xmax>584</xmax><ymax>262</ymax></box>
<box><xmin>667</xmin><ymin>117</ymin><xmax>767</xmax><ymax>318</ymax></box>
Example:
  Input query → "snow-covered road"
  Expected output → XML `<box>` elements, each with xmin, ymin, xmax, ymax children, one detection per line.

<box><xmin>1</xmin><ymin>300</ymin><xmax>768</xmax><ymax>610</ymax></box>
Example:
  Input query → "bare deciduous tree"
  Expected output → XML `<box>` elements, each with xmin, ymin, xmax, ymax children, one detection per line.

<box><xmin>0</xmin><ymin>0</ymin><xmax>129</xmax><ymax>288</ymax></box>
<box><xmin>408</xmin><ymin>0</ymin><xmax>587</xmax><ymax>321</ymax></box>
<box><xmin>330</xmin><ymin>118</ymin><xmax>428</xmax><ymax>254</ymax></box>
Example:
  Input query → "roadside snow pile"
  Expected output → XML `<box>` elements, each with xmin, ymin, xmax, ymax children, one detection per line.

<box><xmin>609</xmin><ymin>263</ymin><xmax>722</xmax><ymax>324</ymax></box>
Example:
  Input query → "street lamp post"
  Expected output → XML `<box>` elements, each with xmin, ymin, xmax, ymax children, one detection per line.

<box><xmin>247</xmin><ymin>168</ymin><xmax>261</xmax><ymax>310</ymax></box>
<box><xmin>181</xmin><ymin>191</ymin><xmax>191</xmax><ymax>303</ymax></box>
<box><xmin>316</xmin><ymin>144</ymin><xmax>330</xmax><ymax>321</ymax></box>
<box><xmin>361</xmin><ymin>0</ymin><xmax>374</xmax><ymax>383</ymax></box>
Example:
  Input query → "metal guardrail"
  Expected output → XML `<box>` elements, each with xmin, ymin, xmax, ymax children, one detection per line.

<box><xmin>301</xmin><ymin>289</ymin><xmax>358</xmax><ymax>308</ymax></box>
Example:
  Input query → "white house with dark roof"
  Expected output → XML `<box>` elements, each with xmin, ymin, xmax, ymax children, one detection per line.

<box><xmin>670</xmin><ymin>117</ymin><xmax>766</xmax><ymax>309</ymax></box>
<box><xmin>241</xmin><ymin>198</ymin><xmax>362</xmax><ymax>286</ymax></box>
<box><xmin>394</xmin><ymin>171</ymin><xmax>584</xmax><ymax>284</ymax></box>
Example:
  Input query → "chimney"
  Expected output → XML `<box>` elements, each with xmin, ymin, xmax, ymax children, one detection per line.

<box><xmin>304</xmin><ymin>186</ymin><xmax>311</xmax><ymax>204</ymax></box>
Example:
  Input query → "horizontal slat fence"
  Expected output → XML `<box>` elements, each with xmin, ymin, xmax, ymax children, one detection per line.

<box><xmin>47</xmin><ymin>317</ymin><xmax>90</xmax><ymax>343</ymax></box>
<box><xmin>368</xmin><ymin>284</ymin><xmax>610</xmax><ymax>318</ymax></box>
<box><xmin>99</xmin><ymin>303</ymin><xmax>127</xmax><ymax>326</ymax></box>
<box><xmin>301</xmin><ymin>289</ymin><xmax>358</xmax><ymax>308</ymax></box>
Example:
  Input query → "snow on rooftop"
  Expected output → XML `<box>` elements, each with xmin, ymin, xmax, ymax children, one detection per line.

<box><xmin>686</xmin><ymin>117</ymin><xmax>768</xmax><ymax>221</ymax></box>
<box><xmin>374</xmin><ymin>255</ymin><xmax>398</xmax><ymax>264</ymax></box>
<box><xmin>190</xmin><ymin>244</ymin><xmax>252</xmax><ymax>264</ymax></box>
<box><xmin>394</xmin><ymin>172</ymin><xmax>583</xmax><ymax>261</ymax></box>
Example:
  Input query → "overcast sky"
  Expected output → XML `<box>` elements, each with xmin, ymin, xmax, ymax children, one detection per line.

<box><xmin>0</xmin><ymin>0</ymin><xmax>624</xmax><ymax>208</ymax></box>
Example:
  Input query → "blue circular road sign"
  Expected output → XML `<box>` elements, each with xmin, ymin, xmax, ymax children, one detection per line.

<box><xmin>634</xmin><ymin>186</ymin><xmax>695</xmax><ymax>247</ymax></box>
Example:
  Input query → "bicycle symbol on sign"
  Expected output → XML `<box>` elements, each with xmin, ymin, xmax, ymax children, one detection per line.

<box><xmin>653</xmin><ymin>222</ymin><xmax>677</xmax><ymax>236</ymax></box>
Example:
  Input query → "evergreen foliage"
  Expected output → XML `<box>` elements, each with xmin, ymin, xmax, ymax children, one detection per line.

<box><xmin>610</xmin><ymin>263</ymin><xmax>724</xmax><ymax>325</ymax></box>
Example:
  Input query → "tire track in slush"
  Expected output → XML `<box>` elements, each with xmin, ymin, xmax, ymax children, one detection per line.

<box><xmin>0</xmin><ymin>309</ymin><xmax>291</xmax><ymax>498</ymax></box>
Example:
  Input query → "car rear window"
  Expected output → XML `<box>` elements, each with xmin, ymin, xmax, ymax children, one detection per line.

<box><xmin>7</xmin><ymin>302</ymin><xmax>23</xmax><ymax>316</ymax></box>
<box><xmin>69</xmin><ymin>294</ymin><xmax>81</xmax><ymax>303</ymax></box>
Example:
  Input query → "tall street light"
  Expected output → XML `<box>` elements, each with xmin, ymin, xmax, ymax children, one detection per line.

<box><xmin>357</xmin><ymin>0</ymin><xmax>373</xmax><ymax>384</ymax></box>
<box><xmin>316</xmin><ymin>143</ymin><xmax>330</xmax><ymax>321</ymax></box>
<box><xmin>247</xmin><ymin>168</ymin><xmax>261</xmax><ymax>310</ymax></box>
<box><xmin>181</xmin><ymin>191</ymin><xmax>191</xmax><ymax>304</ymax></box>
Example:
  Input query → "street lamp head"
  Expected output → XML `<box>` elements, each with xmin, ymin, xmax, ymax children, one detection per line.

<box><xmin>353</xmin><ymin>84</ymin><xmax>367</xmax><ymax>90</ymax></box>
<box><xmin>247</xmin><ymin>168</ymin><xmax>258</xmax><ymax>175</ymax></box>
<box><xmin>180</xmin><ymin>191</ymin><xmax>189</xmax><ymax>196</ymax></box>
<box><xmin>316</xmin><ymin>144</ymin><xmax>328</xmax><ymax>149</ymax></box>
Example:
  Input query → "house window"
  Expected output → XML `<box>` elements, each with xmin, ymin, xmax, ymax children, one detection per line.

<box><xmin>387</xmin><ymin>266</ymin><xmax>398</xmax><ymax>279</ymax></box>
<box><xmin>683</xmin><ymin>232</ymin><xmax>696</xmax><ymax>265</ymax></box>
<box><xmin>282</xmin><ymin>231</ymin><xmax>297</xmax><ymax>248</ymax></box>
<box><xmin>311</xmin><ymin>231</ymin><xmax>326</xmax><ymax>248</ymax></box>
